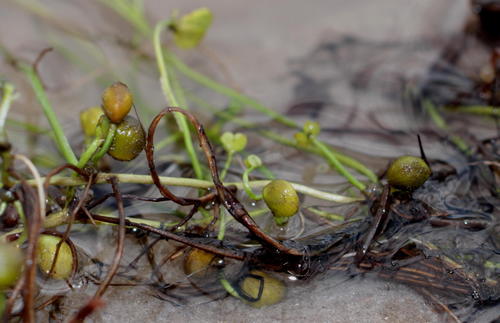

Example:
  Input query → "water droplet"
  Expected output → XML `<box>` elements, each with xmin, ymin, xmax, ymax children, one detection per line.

<box><xmin>251</xmin><ymin>202</ymin><xmax>256</xmax><ymax>207</ymax></box>
<box><xmin>447</xmin><ymin>270</ymin><xmax>454</xmax><ymax>275</ymax></box>
<box><xmin>288</xmin><ymin>275</ymin><xmax>298</xmax><ymax>281</ymax></box>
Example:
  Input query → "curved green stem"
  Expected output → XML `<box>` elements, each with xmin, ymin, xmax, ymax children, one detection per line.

<box><xmin>242</xmin><ymin>166</ymin><xmax>263</xmax><ymax>200</ymax></box>
<box><xmin>92</xmin><ymin>123</ymin><xmax>116</xmax><ymax>162</ymax></box>
<box><xmin>310</xmin><ymin>137</ymin><xmax>366</xmax><ymax>191</ymax></box>
<box><xmin>20</xmin><ymin>64</ymin><xmax>78</xmax><ymax>165</ymax></box>
<box><xmin>153</xmin><ymin>20</ymin><xmax>203</xmax><ymax>180</ymax></box>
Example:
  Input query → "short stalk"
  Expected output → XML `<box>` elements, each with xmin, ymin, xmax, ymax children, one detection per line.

<box><xmin>77</xmin><ymin>138</ymin><xmax>104</xmax><ymax>168</ymax></box>
<box><xmin>92</xmin><ymin>123</ymin><xmax>117</xmax><ymax>162</ymax></box>
<box><xmin>242</xmin><ymin>166</ymin><xmax>263</xmax><ymax>200</ymax></box>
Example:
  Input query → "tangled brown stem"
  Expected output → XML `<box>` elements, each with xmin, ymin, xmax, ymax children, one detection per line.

<box><xmin>148</xmin><ymin>107</ymin><xmax>304</xmax><ymax>256</ymax></box>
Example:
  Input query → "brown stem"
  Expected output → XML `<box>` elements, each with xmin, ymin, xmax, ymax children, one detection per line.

<box><xmin>2</xmin><ymin>275</ymin><xmax>25</xmax><ymax>323</ymax></box>
<box><xmin>94</xmin><ymin>177</ymin><xmax>126</xmax><ymax>298</ymax></box>
<box><xmin>156</xmin><ymin>107</ymin><xmax>304</xmax><ymax>256</ymax></box>
<box><xmin>355</xmin><ymin>184</ymin><xmax>389</xmax><ymax>264</ymax></box>
<box><xmin>19</xmin><ymin>183</ymin><xmax>43</xmax><ymax>323</ymax></box>
<box><xmin>89</xmin><ymin>213</ymin><xmax>246</xmax><ymax>261</ymax></box>
<box><xmin>145</xmin><ymin>109</ymin><xmax>202</xmax><ymax>206</ymax></box>
<box><xmin>32</xmin><ymin>47</ymin><xmax>54</xmax><ymax>83</ymax></box>
<box><xmin>48</xmin><ymin>174</ymin><xmax>94</xmax><ymax>277</ymax></box>
<box><xmin>41</xmin><ymin>230</ymin><xmax>79</xmax><ymax>282</ymax></box>
<box><xmin>68</xmin><ymin>298</ymin><xmax>105</xmax><ymax>323</ymax></box>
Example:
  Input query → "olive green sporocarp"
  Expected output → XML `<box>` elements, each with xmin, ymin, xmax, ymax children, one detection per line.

<box><xmin>0</xmin><ymin>242</ymin><xmax>23</xmax><ymax>289</ymax></box>
<box><xmin>239</xmin><ymin>270</ymin><xmax>286</xmax><ymax>308</ymax></box>
<box><xmin>386</xmin><ymin>156</ymin><xmax>431</xmax><ymax>191</ymax></box>
<box><xmin>108</xmin><ymin>116</ymin><xmax>146</xmax><ymax>161</ymax></box>
<box><xmin>36</xmin><ymin>234</ymin><xmax>74</xmax><ymax>280</ymax></box>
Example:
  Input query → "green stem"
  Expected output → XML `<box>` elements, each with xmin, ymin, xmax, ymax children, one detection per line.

<box><xmin>93</xmin><ymin>3</ymin><xmax>376</xmax><ymax>185</ymax></box>
<box><xmin>156</xmin><ymin>131</ymin><xmax>182</xmax><ymax>150</ymax></box>
<box><xmin>306</xmin><ymin>207</ymin><xmax>344</xmax><ymax>221</ymax></box>
<box><xmin>217</xmin><ymin>211</ymin><xmax>226</xmax><ymax>240</ymax></box>
<box><xmin>423</xmin><ymin>100</ymin><xmax>470</xmax><ymax>154</ymax></box>
<box><xmin>164</xmin><ymin>51</ymin><xmax>298</xmax><ymax>128</ymax></box>
<box><xmin>219</xmin><ymin>275</ymin><xmax>241</xmax><ymax>299</ymax></box>
<box><xmin>20</xmin><ymin>65</ymin><xmax>78</xmax><ymax>165</ymax></box>
<box><xmin>154</xmin><ymin>20</ymin><xmax>203</xmax><ymax>179</ymax></box>
<box><xmin>77</xmin><ymin>138</ymin><xmax>104</xmax><ymax>168</ymax></box>
<box><xmin>14</xmin><ymin>200</ymin><xmax>27</xmax><ymax>247</ymax></box>
<box><xmin>220</xmin><ymin>152</ymin><xmax>234</xmax><ymax>181</ymax></box>
<box><xmin>310</xmin><ymin>137</ymin><xmax>366</xmax><ymax>191</ymax></box>
<box><xmin>444</xmin><ymin>105</ymin><xmax>500</xmax><ymax>117</ymax></box>
<box><xmin>92</xmin><ymin>123</ymin><xmax>116</xmax><ymax>162</ymax></box>
<box><xmin>242</xmin><ymin>166</ymin><xmax>263</xmax><ymax>200</ymax></box>
<box><xmin>5</xmin><ymin>118</ymin><xmax>48</xmax><ymax>134</ymax></box>
<box><xmin>219</xmin><ymin>208</ymin><xmax>269</xmax><ymax>241</ymax></box>
<box><xmin>0</xmin><ymin>82</ymin><xmax>18</xmax><ymax>139</ymax></box>
<box><xmin>28</xmin><ymin>173</ymin><xmax>362</xmax><ymax>203</ymax></box>
<box><xmin>0</xmin><ymin>209</ymin><xmax>178</xmax><ymax>243</ymax></box>
<box><xmin>97</xmin><ymin>0</ymin><xmax>151</xmax><ymax>37</ymax></box>
<box><xmin>189</xmin><ymin>93</ymin><xmax>378</xmax><ymax>183</ymax></box>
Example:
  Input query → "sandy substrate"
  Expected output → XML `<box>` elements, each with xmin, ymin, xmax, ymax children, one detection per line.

<box><xmin>3</xmin><ymin>1</ymin><xmax>494</xmax><ymax>322</ymax></box>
